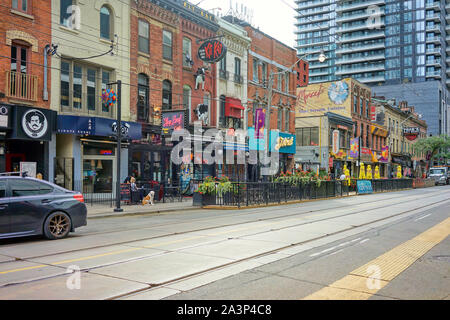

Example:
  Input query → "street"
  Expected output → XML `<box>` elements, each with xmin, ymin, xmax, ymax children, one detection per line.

<box><xmin>0</xmin><ymin>186</ymin><xmax>449</xmax><ymax>300</ymax></box>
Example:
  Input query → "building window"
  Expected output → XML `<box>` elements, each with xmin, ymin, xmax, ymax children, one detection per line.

<box><xmin>138</xmin><ymin>74</ymin><xmax>149</xmax><ymax>122</ymax></box>
<box><xmin>100</xmin><ymin>6</ymin><xmax>113</xmax><ymax>40</ymax></box>
<box><xmin>60</xmin><ymin>0</ymin><xmax>74</xmax><ymax>26</ymax></box>
<box><xmin>219</xmin><ymin>55</ymin><xmax>226</xmax><ymax>72</ymax></box>
<box><xmin>87</xmin><ymin>69</ymin><xmax>96</xmax><ymax>111</ymax></box>
<box><xmin>234</xmin><ymin>58</ymin><xmax>241</xmax><ymax>83</ymax></box>
<box><xmin>138</xmin><ymin>20</ymin><xmax>149</xmax><ymax>54</ymax></box>
<box><xmin>295</xmin><ymin>127</ymin><xmax>319</xmax><ymax>146</ymax></box>
<box><xmin>353</xmin><ymin>95</ymin><xmax>357</xmax><ymax>113</ymax></box>
<box><xmin>284</xmin><ymin>108</ymin><xmax>289</xmax><ymax>132</ymax></box>
<box><xmin>101</xmin><ymin>71</ymin><xmax>110</xmax><ymax>112</ymax></box>
<box><xmin>253</xmin><ymin>101</ymin><xmax>258</xmax><ymax>127</ymax></box>
<box><xmin>285</xmin><ymin>73</ymin><xmax>289</xmax><ymax>93</ymax></box>
<box><xmin>277</xmin><ymin>70</ymin><xmax>282</xmax><ymax>91</ymax></box>
<box><xmin>60</xmin><ymin>60</ymin><xmax>113</xmax><ymax>116</ymax></box>
<box><xmin>252</xmin><ymin>58</ymin><xmax>258</xmax><ymax>82</ymax></box>
<box><xmin>261</xmin><ymin>63</ymin><xmax>267</xmax><ymax>84</ymax></box>
<box><xmin>162</xmin><ymin>80</ymin><xmax>172</xmax><ymax>110</ymax></box>
<box><xmin>277</xmin><ymin>108</ymin><xmax>282</xmax><ymax>130</ymax></box>
<box><xmin>163</xmin><ymin>30</ymin><xmax>172</xmax><ymax>61</ymax></box>
<box><xmin>360</xmin><ymin>97</ymin><xmax>364</xmax><ymax>116</ymax></box>
<box><xmin>219</xmin><ymin>95</ymin><xmax>226</xmax><ymax>127</ymax></box>
<box><xmin>183</xmin><ymin>85</ymin><xmax>192</xmax><ymax>122</ymax></box>
<box><xmin>366</xmin><ymin>125</ymin><xmax>370</xmax><ymax>148</ymax></box>
<box><xmin>182</xmin><ymin>37</ymin><xmax>192</xmax><ymax>67</ymax></box>
<box><xmin>202</xmin><ymin>92</ymin><xmax>211</xmax><ymax>126</ymax></box>
<box><xmin>12</xmin><ymin>0</ymin><xmax>28</xmax><ymax>13</ymax></box>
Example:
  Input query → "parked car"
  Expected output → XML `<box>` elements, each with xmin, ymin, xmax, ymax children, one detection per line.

<box><xmin>428</xmin><ymin>167</ymin><xmax>449</xmax><ymax>186</ymax></box>
<box><xmin>0</xmin><ymin>176</ymin><xmax>87</xmax><ymax>240</ymax></box>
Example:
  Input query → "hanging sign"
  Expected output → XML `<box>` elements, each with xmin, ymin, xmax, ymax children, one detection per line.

<box><xmin>332</xmin><ymin>130</ymin><xmax>340</xmax><ymax>154</ymax></box>
<box><xmin>403</xmin><ymin>127</ymin><xmax>420</xmax><ymax>141</ymax></box>
<box><xmin>198</xmin><ymin>39</ymin><xmax>227</xmax><ymax>63</ymax></box>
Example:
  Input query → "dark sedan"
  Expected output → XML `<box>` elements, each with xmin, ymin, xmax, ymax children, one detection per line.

<box><xmin>0</xmin><ymin>176</ymin><xmax>87</xmax><ymax>240</ymax></box>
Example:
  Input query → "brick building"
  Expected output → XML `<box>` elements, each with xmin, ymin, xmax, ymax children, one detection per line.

<box><xmin>0</xmin><ymin>0</ymin><xmax>56</xmax><ymax>178</ymax></box>
<box><xmin>224</xmin><ymin>16</ymin><xmax>298</xmax><ymax>179</ymax></box>
<box><xmin>129</xmin><ymin>0</ymin><xmax>219</xmax><ymax>184</ymax></box>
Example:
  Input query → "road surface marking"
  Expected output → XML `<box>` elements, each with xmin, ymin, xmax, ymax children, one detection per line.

<box><xmin>303</xmin><ymin>217</ymin><xmax>450</xmax><ymax>300</ymax></box>
<box><xmin>414</xmin><ymin>214</ymin><xmax>432</xmax><ymax>222</ymax></box>
<box><xmin>359</xmin><ymin>239</ymin><xmax>370</xmax><ymax>244</ymax></box>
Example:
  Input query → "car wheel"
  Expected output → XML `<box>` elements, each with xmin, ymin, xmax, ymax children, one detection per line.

<box><xmin>43</xmin><ymin>212</ymin><xmax>72</xmax><ymax>240</ymax></box>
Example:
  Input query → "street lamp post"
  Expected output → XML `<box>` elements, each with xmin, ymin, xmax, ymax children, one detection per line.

<box><xmin>108</xmin><ymin>80</ymin><xmax>123</xmax><ymax>213</ymax></box>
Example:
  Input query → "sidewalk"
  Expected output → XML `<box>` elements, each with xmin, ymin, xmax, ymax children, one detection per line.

<box><xmin>86</xmin><ymin>198</ymin><xmax>199</xmax><ymax>219</ymax></box>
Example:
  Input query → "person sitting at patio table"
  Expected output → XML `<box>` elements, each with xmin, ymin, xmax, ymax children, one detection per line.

<box><xmin>130</xmin><ymin>177</ymin><xmax>145</xmax><ymax>201</ymax></box>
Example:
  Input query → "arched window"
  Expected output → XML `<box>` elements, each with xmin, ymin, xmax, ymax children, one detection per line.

<box><xmin>183</xmin><ymin>85</ymin><xmax>192</xmax><ymax>122</ymax></box>
<box><xmin>100</xmin><ymin>6</ymin><xmax>112</xmax><ymax>40</ymax></box>
<box><xmin>162</xmin><ymin>80</ymin><xmax>172</xmax><ymax>110</ymax></box>
<box><xmin>138</xmin><ymin>74</ymin><xmax>149</xmax><ymax>121</ymax></box>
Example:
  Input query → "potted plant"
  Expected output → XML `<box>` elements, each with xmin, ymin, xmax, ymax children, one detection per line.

<box><xmin>194</xmin><ymin>176</ymin><xmax>217</xmax><ymax>206</ymax></box>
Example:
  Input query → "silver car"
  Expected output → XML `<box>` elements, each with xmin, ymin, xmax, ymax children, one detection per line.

<box><xmin>429</xmin><ymin>167</ymin><xmax>449</xmax><ymax>185</ymax></box>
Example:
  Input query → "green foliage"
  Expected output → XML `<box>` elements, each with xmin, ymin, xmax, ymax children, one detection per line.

<box><xmin>195</xmin><ymin>176</ymin><xmax>235</xmax><ymax>196</ymax></box>
<box><xmin>414</xmin><ymin>135</ymin><xmax>450</xmax><ymax>161</ymax></box>
<box><xmin>274</xmin><ymin>169</ymin><xmax>327</xmax><ymax>187</ymax></box>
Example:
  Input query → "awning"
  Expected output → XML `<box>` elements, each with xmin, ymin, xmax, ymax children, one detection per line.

<box><xmin>371</xmin><ymin>125</ymin><xmax>388</xmax><ymax>137</ymax></box>
<box><xmin>225</xmin><ymin>97</ymin><xmax>244</xmax><ymax>118</ymax></box>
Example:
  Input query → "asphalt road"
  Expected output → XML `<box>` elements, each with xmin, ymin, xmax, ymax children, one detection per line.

<box><xmin>0</xmin><ymin>185</ymin><xmax>449</xmax><ymax>300</ymax></box>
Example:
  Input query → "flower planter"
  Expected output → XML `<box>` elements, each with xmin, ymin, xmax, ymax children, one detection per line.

<box><xmin>193</xmin><ymin>192</ymin><xmax>203</xmax><ymax>206</ymax></box>
<box><xmin>193</xmin><ymin>193</ymin><xmax>217</xmax><ymax>206</ymax></box>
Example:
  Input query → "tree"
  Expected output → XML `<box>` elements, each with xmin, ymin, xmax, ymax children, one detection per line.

<box><xmin>413</xmin><ymin>135</ymin><xmax>450</xmax><ymax>168</ymax></box>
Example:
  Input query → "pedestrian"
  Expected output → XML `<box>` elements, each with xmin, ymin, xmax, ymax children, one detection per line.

<box><xmin>130</xmin><ymin>177</ymin><xmax>145</xmax><ymax>201</ymax></box>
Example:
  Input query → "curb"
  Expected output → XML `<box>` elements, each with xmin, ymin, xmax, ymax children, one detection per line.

<box><xmin>87</xmin><ymin>205</ymin><xmax>202</xmax><ymax>219</ymax></box>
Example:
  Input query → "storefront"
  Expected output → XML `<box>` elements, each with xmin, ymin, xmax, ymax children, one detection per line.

<box><xmin>56</xmin><ymin>115</ymin><xmax>141</xmax><ymax>193</ymax></box>
<box><xmin>270</xmin><ymin>131</ymin><xmax>296</xmax><ymax>174</ymax></box>
<box><xmin>0</xmin><ymin>104</ymin><xmax>56</xmax><ymax>179</ymax></box>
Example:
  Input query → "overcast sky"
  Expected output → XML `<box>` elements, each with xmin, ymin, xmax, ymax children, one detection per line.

<box><xmin>196</xmin><ymin>0</ymin><xmax>297</xmax><ymax>48</ymax></box>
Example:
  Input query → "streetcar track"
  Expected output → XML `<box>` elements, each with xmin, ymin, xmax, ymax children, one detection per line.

<box><xmin>0</xmin><ymin>193</ymin><xmax>447</xmax><ymax>293</ymax></box>
<box><xmin>107</xmin><ymin>198</ymin><xmax>450</xmax><ymax>300</ymax></box>
<box><xmin>0</xmin><ymin>189</ymin><xmax>445</xmax><ymax>263</ymax></box>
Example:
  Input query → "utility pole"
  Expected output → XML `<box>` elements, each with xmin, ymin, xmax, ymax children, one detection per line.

<box><xmin>111</xmin><ymin>80</ymin><xmax>123</xmax><ymax>213</ymax></box>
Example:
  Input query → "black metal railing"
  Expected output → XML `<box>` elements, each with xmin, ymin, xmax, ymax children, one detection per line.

<box><xmin>199</xmin><ymin>179</ymin><xmax>412</xmax><ymax>207</ymax></box>
<box><xmin>69</xmin><ymin>180</ymin><xmax>189</xmax><ymax>206</ymax></box>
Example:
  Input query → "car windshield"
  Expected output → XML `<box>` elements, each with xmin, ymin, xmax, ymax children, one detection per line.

<box><xmin>430</xmin><ymin>169</ymin><xmax>445</xmax><ymax>175</ymax></box>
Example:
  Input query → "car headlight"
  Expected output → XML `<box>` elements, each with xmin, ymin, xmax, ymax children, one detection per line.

<box><xmin>439</xmin><ymin>176</ymin><xmax>446</xmax><ymax>180</ymax></box>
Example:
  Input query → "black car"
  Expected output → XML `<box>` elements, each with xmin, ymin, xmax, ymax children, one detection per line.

<box><xmin>0</xmin><ymin>176</ymin><xmax>87</xmax><ymax>240</ymax></box>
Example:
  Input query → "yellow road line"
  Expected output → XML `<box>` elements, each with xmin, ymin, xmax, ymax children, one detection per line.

<box><xmin>303</xmin><ymin>217</ymin><xmax>450</xmax><ymax>300</ymax></box>
<box><xmin>1</xmin><ymin>199</ymin><xmax>446</xmax><ymax>276</ymax></box>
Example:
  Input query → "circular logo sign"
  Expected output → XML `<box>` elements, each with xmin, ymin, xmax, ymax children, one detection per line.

<box><xmin>22</xmin><ymin>109</ymin><xmax>48</xmax><ymax>139</ymax></box>
<box><xmin>328</xmin><ymin>80</ymin><xmax>349</xmax><ymax>105</ymax></box>
<box><xmin>197</xmin><ymin>39</ymin><xmax>227</xmax><ymax>63</ymax></box>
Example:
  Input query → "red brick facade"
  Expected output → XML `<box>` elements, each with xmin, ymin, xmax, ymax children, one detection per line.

<box><xmin>244</xmin><ymin>26</ymin><xmax>297</xmax><ymax>135</ymax></box>
<box><xmin>0</xmin><ymin>0</ymin><xmax>52</xmax><ymax>109</ymax></box>
<box><xmin>130</xmin><ymin>0</ymin><xmax>218</xmax><ymax>128</ymax></box>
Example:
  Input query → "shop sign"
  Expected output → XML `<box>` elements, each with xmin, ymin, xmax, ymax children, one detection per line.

<box><xmin>22</xmin><ymin>109</ymin><xmax>49</xmax><ymax>139</ymax></box>
<box><xmin>332</xmin><ymin>130</ymin><xmax>340</xmax><ymax>154</ymax></box>
<box><xmin>161</xmin><ymin>110</ymin><xmax>186</xmax><ymax>135</ymax></box>
<box><xmin>380</xmin><ymin>146</ymin><xmax>389</xmax><ymax>163</ymax></box>
<box><xmin>11</xmin><ymin>106</ymin><xmax>56</xmax><ymax>141</ymax></box>
<box><xmin>361</xmin><ymin>147</ymin><xmax>371</xmax><ymax>155</ymax></box>
<box><xmin>403</xmin><ymin>127</ymin><xmax>420</xmax><ymax>141</ymax></box>
<box><xmin>198</xmin><ymin>39</ymin><xmax>227</xmax><ymax>63</ymax></box>
<box><xmin>357</xmin><ymin>180</ymin><xmax>373</xmax><ymax>194</ymax></box>
<box><xmin>269</xmin><ymin>132</ymin><xmax>296</xmax><ymax>154</ymax></box>
<box><xmin>57</xmin><ymin>115</ymin><xmax>142</xmax><ymax>140</ymax></box>
<box><xmin>370</xmin><ymin>105</ymin><xmax>376</xmax><ymax>121</ymax></box>
<box><xmin>329</xmin><ymin>157</ymin><xmax>333</xmax><ymax>168</ymax></box>
<box><xmin>100</xmin><ymin>150</ymin><xmax>113</xmax><ymax>155</ymax></box>
<box><xmin>0</xmin><ymin>105</ymin><xmax>10</xmax><ymax>129</ymax></box>
<box><xmin>349</xmin><ymin>138</ymin><xmax>359</xmax><ymax>159</ymax></box>
<box><xmin>296</xmin><ymin>78</ymin><xmax>352</xmax><ymax>118</ymax></box>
